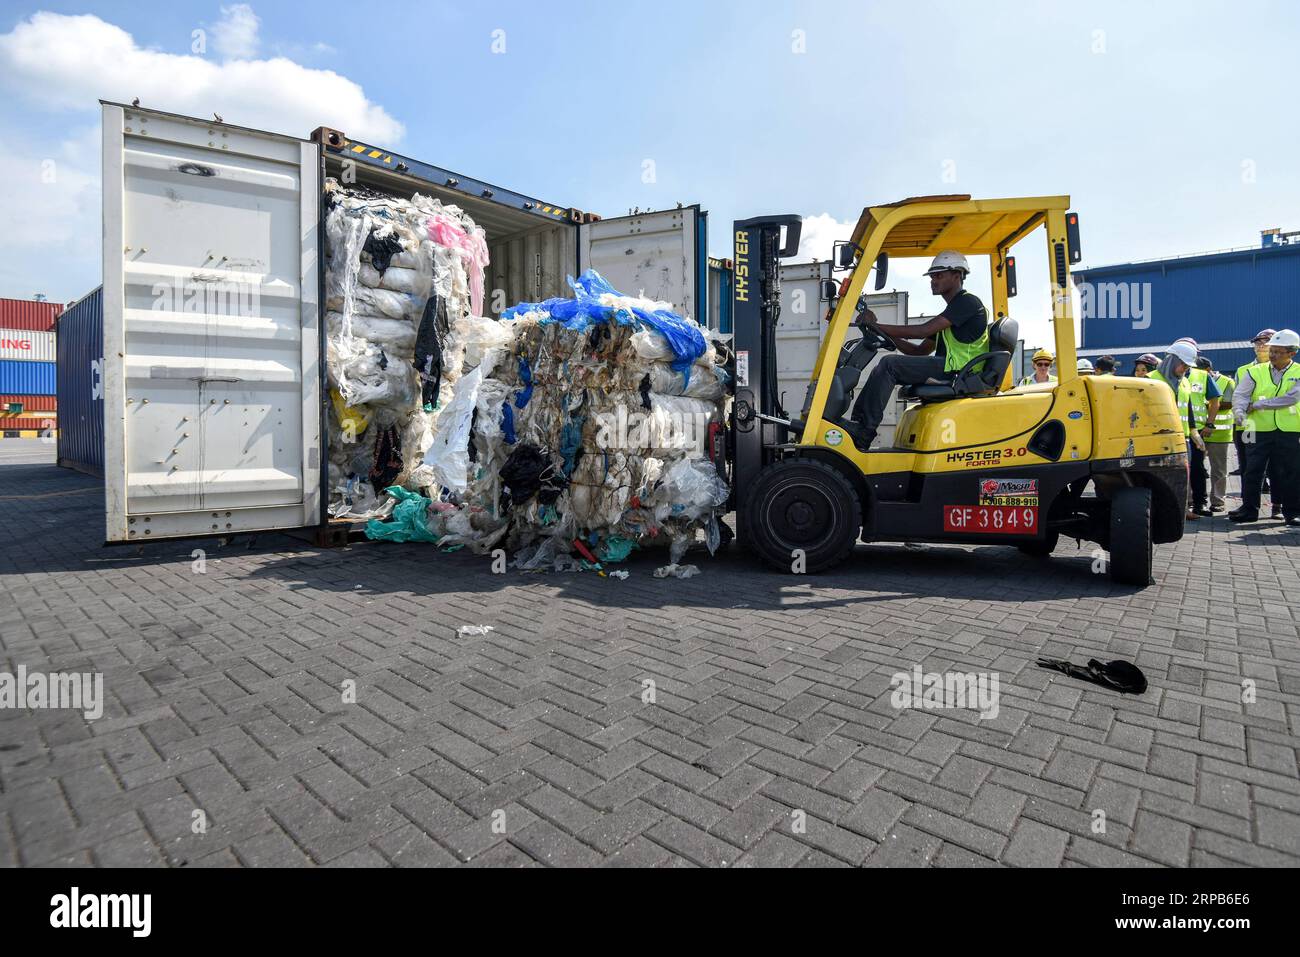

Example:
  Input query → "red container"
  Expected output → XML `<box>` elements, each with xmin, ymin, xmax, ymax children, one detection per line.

<box><xmin>0</xmin><ymin>394</ymin><xmax>57</xmax><ymax>411</ymax></box>
<box><xmin>0</xmin><ymin>417</ymin><xmax>57</xmax><ymax>432</ymax></box>
<box><xmin>0</xmin><ymin>298</ymin><xmax>62</xmax><ymax>332</ymax></box>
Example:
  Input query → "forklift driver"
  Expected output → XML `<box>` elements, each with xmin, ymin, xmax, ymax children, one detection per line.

<box><xmin>851</xmin><ymin>250</ymin><xmax>988</xmax><ymax>448</ymax></box>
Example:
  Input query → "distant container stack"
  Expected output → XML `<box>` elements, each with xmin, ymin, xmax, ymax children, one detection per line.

<box><xmin>0</xmin><ymin>297</ymin><xmax>60</xmax><ymax>438</ymax></box>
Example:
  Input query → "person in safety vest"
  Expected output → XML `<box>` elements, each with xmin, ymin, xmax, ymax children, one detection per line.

<box><xmin>852</xmin><ymin>250</ymin><xmax>988</xmax><ymax>447</ymax></box>
<box><xmin>1094</xmin><ymin>355</ymin><xmax>1117</xmax><ymax>375</ymax></box>
<box><xmin>1077</xmin><ymin>358</ymin><xmax>1095</xmax><ymax>376</ymax></box>
<box><xmin>1232</xmin><ymin>332</ymin><xmax>1274</xmax><ymax>496</ymax></box>
<box><xmin>1186</xmin><ymin>355</ymin><xmax>1225</xmax><ymax>516</ymax></box>
<box><xmin>1019</xmin><ymin>349</ymin><xmax>1055</xmax><ymax>386</ymax></box>
<box><xmin>1148</xmin><ymin>339</ymin><xmax>1205</xmax><ymax>521</ymax></box>
<box><xmin>1230</xmin><ymin>329</ymin><xmax>1300</xmax><ymax>525</ymax></box>
<box><xmin>1198</xmin><ymin>357</ymin><xmax>1236</xmax><ymax>514</ymax></box>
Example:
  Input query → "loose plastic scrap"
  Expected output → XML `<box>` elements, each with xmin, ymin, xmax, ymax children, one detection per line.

<box><xmin>654</xmin><ymin>563</ymin><xmax>701</xmax><ymax>579</ymax></box>
<box><xmin>323</xmin><ymin>178</ymin><xmax>491</xmax><ymax>519</ymax></box>
<box><xmin>457</xmin><ymin>625</ymin><xmax>495</xmax><ymax>637</ymax></box>
<box><xmin>349</xmin><ymin>260</ymin><xmax>730</xmax><ymax>573</ymax></box>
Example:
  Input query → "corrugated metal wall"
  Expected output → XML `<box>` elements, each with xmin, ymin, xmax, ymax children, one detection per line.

<box><xmin>55</xmin><ymin>287</ymin><xmax>104</xmax><ymax>477</ymax></box>
<box><xmin>0</xmin><ymin>359</ymin><xmax>56</xmax><ymax>394</ymax></box>
<box><xmin>1077</xmin><ymin>243</ymin><xmax>1300</xmax><ymax>351</ymax></box>
<box><xmin>0</xmin><ymin>329</ymin><xmax>56</xmax><ymax>362</ymax></box>
<box><xmin>486</xmin><ymin>223</ymin><xmax>575</xmax><ymax>317</ymax></box>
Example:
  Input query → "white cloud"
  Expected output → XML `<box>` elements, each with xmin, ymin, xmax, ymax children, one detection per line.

<box><xmin>795</xmin><ymin>213</ymin><xmax>855</xmax><ymax>264</ymax></box>
<box><xmin>210</xmin><ymin>4</ymin><xmax>260</xmax><ymax>59</ymax></box>
<box><xmin>0</xmin><ymin>8</ymin><xmax>405</xmax><ymax>301</ymax></box>
<box><xmin>0</xmin><ymin>11</ymin><xmax>403</xmax><ymax>143</ymax></box>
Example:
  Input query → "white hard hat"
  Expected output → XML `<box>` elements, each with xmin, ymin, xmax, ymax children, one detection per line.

<box><xmin>1077</xmin><ymin>358</ymin><xmax>1094</xmax><ymax>372</ymax></box>
<box><xmin>924</xmin><ymin>250</ymin><xmax>970</xmax><ymax>276</ymax></box>
<box><xmin>1268</xmin><ymin>329</ymin><xmax>1300</xmax><ymax>349</ymax></box>
<box><xmin>1167</xmin><ymin>341</ymin><xmax>1198</xmax><ymax>366</ymax></box>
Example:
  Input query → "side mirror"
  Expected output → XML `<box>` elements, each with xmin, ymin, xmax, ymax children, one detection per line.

<box><xmin>873</xmin><ymin>252</ymin><xmax>889</xmax><ymax>291</ymax></box>
<box><xmin>1006</xmin><ymin>256</ymin><xmax>1018</xmax><ymax>298</ymax></box>
<box><xmin>820</xmin><ymin>279</ymin><xmax>838</xmax><ymax>302</ymax></box>
<box><xmin>834</xmin><ymin>241</ymin><xmax>859</xmax><ymax>270</ymax></box>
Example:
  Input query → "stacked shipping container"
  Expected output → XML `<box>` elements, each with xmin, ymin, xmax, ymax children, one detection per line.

<box><xmin>0</xmin><ymin>297</ymin><xmax>60</xmax><ymax>437</ymax></box>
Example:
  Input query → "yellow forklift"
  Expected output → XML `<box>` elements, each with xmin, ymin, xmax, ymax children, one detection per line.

<box><xmin>727</xmin><ymin>196</ymin><xmax>1187</xmax><ymax>585</ymax></box>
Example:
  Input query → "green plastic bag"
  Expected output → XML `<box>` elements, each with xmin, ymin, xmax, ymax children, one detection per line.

<box><xmin>365</xmin><ymin>487</ymin><xmax>440</xmax><ymax>543</ymax></box>
<box><xmin>598</xmin><ymin>536</ymin><xmax>637</xmax><ymax>563</ymax></box>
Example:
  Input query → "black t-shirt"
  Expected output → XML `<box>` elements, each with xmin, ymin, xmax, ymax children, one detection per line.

<box><xmin>935</xmin><ymin>290</ymin><xmax>988</xmax><ymax>360</ymax></box>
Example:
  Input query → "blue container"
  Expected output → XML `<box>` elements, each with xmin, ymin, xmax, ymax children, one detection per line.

<box><xmin>0</xmin><ymin>358</ymin><xmax>56</xmax><ymax>394</ymax></box>
<box><xmin>1076</xmin><ymin>242</ymin><xmax>1300</xmax><ymax>353</ymax></box>
<box><xmin>55</xmin><ymin>287</ymin><xmax>104</xmax><ymax>478</ymax></box>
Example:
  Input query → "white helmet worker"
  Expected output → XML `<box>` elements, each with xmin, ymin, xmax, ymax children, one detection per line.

<box><xmin>1267</xmin><ymin>329</ymin><xmax>1300</xmax><ymax>349</ymax></box>
<box><xmin>1077</xmin><ymin>358</ymin><xmax>1094</xmax><ymax>373</ymax></box>
<box><xmin>924</xmin><ymin>250</ymin><xmax>970</xmax><ymax>276</ymax></box>
<box><xmin>1167</xmin><ymin>341</ymin><xmax>1198</xmax><ymax>367</ymax></box>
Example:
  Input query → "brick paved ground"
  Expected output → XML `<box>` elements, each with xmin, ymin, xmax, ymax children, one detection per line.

<box><xmin>1</xmin><ymin>440</ymin><xmax>1297</xmax><ymax>867</ymax></box>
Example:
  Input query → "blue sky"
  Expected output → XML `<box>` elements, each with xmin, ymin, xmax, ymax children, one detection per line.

<box><xmin>1</xmin><ymin>0</ymin><xmax>1295</xmax><ymax>347</ymax></box>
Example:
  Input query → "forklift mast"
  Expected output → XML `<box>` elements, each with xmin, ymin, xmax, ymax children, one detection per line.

<box><xmin>729</xmin><ymin>215</ymin><xmax>802</xmax><ymax>540</ymax></box>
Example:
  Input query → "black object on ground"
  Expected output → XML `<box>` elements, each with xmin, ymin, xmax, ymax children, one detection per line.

<box><xmin>1035</xmin><ymin>657</ymin><xmax>1148</xmax><ymax>694</ymax></box>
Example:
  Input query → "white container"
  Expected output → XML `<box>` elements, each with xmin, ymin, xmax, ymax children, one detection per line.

<box><xmin>0</xmin><ymin>329</ymin><xmax>55</xmax><ymax>362</ymax></box>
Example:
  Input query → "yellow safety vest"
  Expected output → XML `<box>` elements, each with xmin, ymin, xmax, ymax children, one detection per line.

<box><xmin>1235</xmin><ymin>361</ymin><xmax>1262</xmax><ymax>433</ymax></box>
<box><xmin>1017</xmin><ymin>374</ymin><xmax>1057</xmax><ymax>387</ymax></box>
<box><xmin>1246</xmin><ymin>362</ymin><xmax>1300</xmax><ymax>433</ymax></box>
<box><xmin>1186</xmin><ymin>368</ymin><xmax>1212</xmax><ymax>432</ymax></box>
<box><xmin>1147</xmin><ymin>369</ymin><xmax>1191</xmax><ymax>436</ymax></box>
<box><xmin>939</xmin><ymin>324</ymin><xmax>991</xmax><ymax>374</ymax></box>
<box><xmin>1207</xmin><ymin>373</ymin><xmax>1234</xmax><ymax>443</ymax></box>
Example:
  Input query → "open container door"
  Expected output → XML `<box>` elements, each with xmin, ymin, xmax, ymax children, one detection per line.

<box><xmin>579</xmin><ymin>207</ymin><xmax>704</xmax><ymax>321</ymax></box>
<box><xmin>101</xmin><ymin>102</ymin><xmax>322</xmax><ymax>543</ymax></box>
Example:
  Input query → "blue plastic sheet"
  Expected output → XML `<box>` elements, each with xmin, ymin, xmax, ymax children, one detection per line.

<box><xmin>515</xmin><ymin>356</ymin><xmax>534</xmax><ymax>409</ymax></box>
<box><xmin>502</xmin><ymin>270</ymin><xmax>706</xmax><ymax>380</ymax></box>
<box><xmin>501</xmin><ymin>403</ymin><xmax>517</xmax><ymax>444</ymax></box>
<box><xmin>559</xmin><ymin>414</ymin><xmax>585</xmax><ymax>477</ymax></box>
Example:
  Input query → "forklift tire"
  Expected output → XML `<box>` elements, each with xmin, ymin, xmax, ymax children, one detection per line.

<box><xmin>1109</xmin><ymin>487</ymin><xmax>1154</xmax><ymax>586</ymax></box>
<box><xmin>1017</xmin><ymin>532</ymin><xmax>1059</xmax><ymax>557</ymax></box>
<box><xmin>745</xmin><ymin>459</ymin><xmax>862</xmax><ymax>573</ymax></box>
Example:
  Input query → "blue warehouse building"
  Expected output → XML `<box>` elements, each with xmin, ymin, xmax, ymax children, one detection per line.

<box><xmin>1075</xmin><ymin>230</ymin><xmax>1300</xmax><ymax>378</ymax></box>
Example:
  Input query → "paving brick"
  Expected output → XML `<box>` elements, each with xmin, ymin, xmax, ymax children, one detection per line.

<box><xmin>1003</xmin><ymin>819</ymin><xmax>1069</xmax><ymax>867</ymax></box>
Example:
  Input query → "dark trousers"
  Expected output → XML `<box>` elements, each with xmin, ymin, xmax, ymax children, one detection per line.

<box><xmin>853</xmin><ymin>354</ymin><xmax>947</xmax><ymax>435</ymax></box>
<box><xmin>1237</xmin><ymin>429</ymin><xmax>1280</xmax><ymax>496</ymax></box>
<box><xmin>1241</xmin><ymin>430</ymin><xmax>1300</xmax><ymax>518</ymax></box>
<box><xmin>1190</xmin><ymin>441</ymin><xmax>1208</xmax><ymax>510</ymax></box>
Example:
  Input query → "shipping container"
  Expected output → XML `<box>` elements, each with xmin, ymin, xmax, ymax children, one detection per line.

<box><xmin>56</xmin><ymin>286</ymin><xmax>104</xmax><ymax>478</ymax></box>
<box><xmin>1</xmin><ymin>417</ymin><xmax>57</xmax><ymax>434</ymax></box>
<box><xmin>1075</xmin><ymin>239</ymin><xmax>1300</xmax><ymax>357</ymax></box>
<box><xmin>98</xmin><ymin>102</ymin><xmax>710</xmax><ymax>542</ymax></box>
<box><xmin>0</xmin><ymin>297</ymin><xmax>62</xmax><ymax>332</ymax></box>
<box><xmin>0</xmin><ymin>394</ymin><xmax>57</xmax><ymax>412</ymax></box>
<box><xmin>0</xmin><ymin>359</ymin><xmax>55</xmax><ymax>395</ymax></box>
<box><xmin>0</xmin><ymin>329</ymin><xmax>56</xmax><ymax>362</ymax></box>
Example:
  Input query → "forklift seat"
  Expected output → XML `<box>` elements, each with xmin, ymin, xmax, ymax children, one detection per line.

<box><xmin>898</xmin><ymin>317</ymin><xmax>1019</xmax><ymax>403</ymax></box>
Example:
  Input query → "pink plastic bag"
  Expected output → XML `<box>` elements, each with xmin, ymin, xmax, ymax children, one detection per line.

<box><xmin>427</xmin><ymin>213</ymin><xmax>489</xmax><ymax>316</ymax></box>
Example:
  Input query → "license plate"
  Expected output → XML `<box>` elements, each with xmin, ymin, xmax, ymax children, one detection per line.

<box><xmin>943</xmin><ymin>505</ymin><xmax>1039</xmax><ymax>535</ymax></box>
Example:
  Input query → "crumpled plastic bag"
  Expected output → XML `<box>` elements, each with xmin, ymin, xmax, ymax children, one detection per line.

<box><xmin>365</xmin><ymin>487</ymin><xmax>439</xmax><ymax>543</ymax></box>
